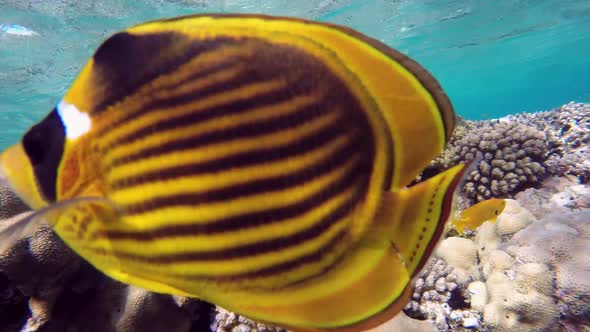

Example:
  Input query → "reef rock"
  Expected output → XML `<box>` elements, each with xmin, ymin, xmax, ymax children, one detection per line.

<box><xmin>0</xmin><ymin>179</ymin><xmax>214</xmax><ymax>332</ymax></box>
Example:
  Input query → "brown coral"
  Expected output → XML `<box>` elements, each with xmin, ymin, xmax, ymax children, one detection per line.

<box><xmin>426</xmin><ymin>102</ymin><xmax>589</xmax><ymax>203</ymax></box>
<box><xmin>430</xmin><ymin>119</ymin><xmax>555</xmax><ymax>203</ymax></box>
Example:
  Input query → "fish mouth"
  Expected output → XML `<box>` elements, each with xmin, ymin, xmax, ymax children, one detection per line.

<box><xmin>0</xmin><ymin>147</ymin><xmax>8</xmax><ymax>182</ymax></box>
<box><xmin>0</xmin><ymin>147</ymin><xmax>13</xmax><ymax>184</ymax></box>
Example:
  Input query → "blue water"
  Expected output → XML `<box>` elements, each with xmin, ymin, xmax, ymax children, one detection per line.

<box><xmin>0</xmin><ymin>0</ymin><xmax>589</xmax><ymax>148</ymax></box>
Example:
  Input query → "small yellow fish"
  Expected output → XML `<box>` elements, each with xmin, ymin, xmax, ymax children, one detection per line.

<box><xmin>453</xmin><ymin>198</ymin><xmax>506</xmax><ymax>233</ymax></box>
<box><xmin>0</xmin><ymin>14</ymin><xmax>468</xmax><ymax>332</ymax></box>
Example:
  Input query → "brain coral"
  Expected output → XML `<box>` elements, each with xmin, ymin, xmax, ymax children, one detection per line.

<box><xmin>505</xmin><ymin>209</ymin><xmax>590</xmax><ymax>330</ymax></box>
<box><xmin>471</xmin><ymin>193</ymin><xmax>590</xmax><ymax>331</ymax></box>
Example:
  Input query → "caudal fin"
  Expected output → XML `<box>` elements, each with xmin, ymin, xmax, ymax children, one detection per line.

<box><xmin>373</xmin><ymin>163</ymin><xmax>469</xmax><ymax>277</ymax></box>
<box><xmin>454</xmin><ymin>218</ymin><xmax>466</xmax><ymax>234</ymax></box>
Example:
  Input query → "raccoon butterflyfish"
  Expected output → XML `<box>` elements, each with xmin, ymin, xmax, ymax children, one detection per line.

<box><xmin>453</xmin><ymin>198</ymin><xmax>507</xmax><ymax>234</ymax></box>
<box><xmin>0</xmin><ymin>14</ymin><xmax>469</xmax><ymax>332</ymax></box>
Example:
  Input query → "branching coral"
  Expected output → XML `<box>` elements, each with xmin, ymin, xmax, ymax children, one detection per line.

<box><xmin>427</xmin><ymin>102</ymin><xmax>589</xmax><ymax>203</ymax></box>
<box><xmin>430</xmin><ymin>120</ymin><xmax>554</xmax><ymax>203</ymax></box>
<box><xmin>213</xmin><ymin>308</ymin><xmax>285</xmax><ymax>332</ymax></box>
<box><xmin>514</xmin><ymin>102</ymin><xmax>590</xmax><ymax>182</ymax></box>
<box><xmin>403</xmin><ymin>259</ymin><xmax>465</xmax><ymax>330</ymax></box>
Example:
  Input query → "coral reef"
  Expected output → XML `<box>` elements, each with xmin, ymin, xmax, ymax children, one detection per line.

<box><xmin>403</xmin><ymin>256</ymin><xmax>488</xmax><ymax>331</ymax></box>
<box><xmin>513</xmin><ymin>102</ymin><xmax>590</xmax><ymax>182</ymax></box>
<box><xmin>430</xmin><ymin>119</ymin><xmax>553</xmax><ymax>203</ymax></box>
<box><xmin>504</xmin><ymin>209</ymin><xmax>590</xmax><ymax>330</ymax></box>
<box><xmin>515</xmin><ymin>175</ymin><xmax>590</xmax><ymax>219</ymax></box>
<box><xmin>435</xmin><ymin>237</ymin><xmax>479</xmax><ymax>284</ymax></box>
<box><xmin>367</xmin><ymin>312</ymin><xmax>438</xmax><ymax>332</ymax></box>
<box><xmin>403</xmin><ymin>259</ymin><xmax>457</xmax><ymax>321</ymax></box>
<box><xmin>475</xmin><ymin>194</ymin><xmax>590</xmax><ymax>331</ymax></box>
<box><xmin>425</xmin><ymin>187</ymin><xmax>590</xmax><ymax>331</ymax></box>
<box><xmin>428</xmin><ymin>102</ymin><xmax>589</xmax><ymax>203</ymax></box>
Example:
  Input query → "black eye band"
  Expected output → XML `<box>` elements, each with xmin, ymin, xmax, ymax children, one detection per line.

<box><xmin>22</xmin><ymin>108</ymin><xmax>65</xmax><ymax>202</ymax></box>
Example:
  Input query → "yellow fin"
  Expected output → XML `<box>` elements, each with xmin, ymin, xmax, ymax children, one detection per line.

<box><xmin>369</xmin><ymin>163</ymin><xmax>469</xmax><ymax>277</ymax></box>
<box><xmin>219</xmin><ymin>239</ymin><xmax>413</xmax><ymax>332</ymax></box>
<box><xmin>35</xmin><ymin>198</ymin><xmax>202</xmax><ymax>297</ymax></box>
<box><xmin>251</xmin><ymin>163</ymin><xmax>469</xmax><ymax>331</ymax></box>
<box><xmin>454</xmin><ymin>218</ymin><xmax>466</xmax><ymax>234</ymax></box>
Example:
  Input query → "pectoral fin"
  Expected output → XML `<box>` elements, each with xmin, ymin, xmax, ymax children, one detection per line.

<box><xmin>0</xmin><ymin>196</ymin><xmax>115</xmax><ymax>254</ymax></box>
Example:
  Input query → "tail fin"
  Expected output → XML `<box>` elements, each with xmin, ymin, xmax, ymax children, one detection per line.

<box><xmin>454</xmin><ymin>218</ymin><xmax>466</xmax><ymax>234</ymax></box>
<box><xmin>372</xmin><ymin>163</ymin><xmax>469</xmax><ymax>277</ymax></box>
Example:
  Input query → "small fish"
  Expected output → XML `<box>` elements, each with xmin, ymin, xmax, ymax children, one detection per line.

<box><xmin>453</xmin><ymin>198</ymin><xmax>506</xmax><ymax>233</ymax></box>
<box><xmin>0</xmin><ymin>14</ymin><xmax>468</xmax><ymax>331</ymax></box>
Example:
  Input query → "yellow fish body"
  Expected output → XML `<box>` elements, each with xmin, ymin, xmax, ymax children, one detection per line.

<box><xmin>0</xmin><ymin>14</ymin><xmax>468</xmax><ymax>331</ymax></box>
<box><xmin>453</xmin><ymin>198</ymin><xmax>506</xmax><ymax>233</ymax></box>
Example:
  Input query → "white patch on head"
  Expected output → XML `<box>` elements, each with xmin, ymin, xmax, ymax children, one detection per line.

<box><xmin>56</xmin><ymin>100</ymin><xmax>91</xmax><ymax>140</ymax></box>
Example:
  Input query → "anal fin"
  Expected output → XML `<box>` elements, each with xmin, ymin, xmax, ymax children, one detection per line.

<box><xmin>371</xmin><ymin>163</ymin><xmax>468</xmax><ymax>277</ymax></box>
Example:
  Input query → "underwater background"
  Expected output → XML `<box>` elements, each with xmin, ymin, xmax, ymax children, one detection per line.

<box><xmin>1</xmin><ymin>0</ymin><xmax>590</xmax><ymax>149</ymax></box>
<box><xmin>0</xmin><ymin>1</ymin><xmax>589</xmax><ymax>332</ymax></box>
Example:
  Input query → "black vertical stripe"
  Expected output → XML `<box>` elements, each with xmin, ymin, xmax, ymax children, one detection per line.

<box><xmin>21</xmin><ymin>108</ymin><xmax>65</xmax><ymax>202</ymax></box>
<box><xmin>91</xmin><ymin>32</ymin><xmax>236</xmax><ymax>114</ymax></box>
<box><xmin>99</xmin><ymin>62</ymin><xmax>279</xmax><ymax>142</ymax></box>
